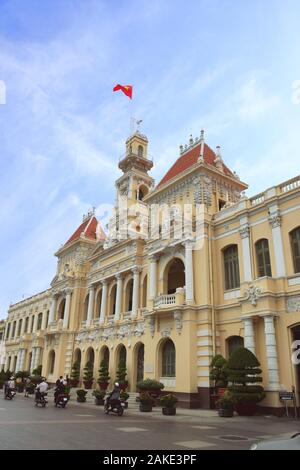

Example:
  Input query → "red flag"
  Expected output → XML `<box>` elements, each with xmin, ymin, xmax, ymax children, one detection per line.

<box><xmin>113</xmin><ymin>84</ymin><xmax>133</xmax><ymax>99</ymax></box>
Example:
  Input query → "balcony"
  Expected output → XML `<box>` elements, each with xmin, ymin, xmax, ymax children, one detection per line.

<box><xmin>154</xmin><ymin>288</ymin><xmax>185</xmax><ymax>309</ymax></box>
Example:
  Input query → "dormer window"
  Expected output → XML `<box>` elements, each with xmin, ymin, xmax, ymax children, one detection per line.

<box><xmin>138</xmin><ymin>145</ymin><xmax>143</xmax><ymax>157</ymax></box>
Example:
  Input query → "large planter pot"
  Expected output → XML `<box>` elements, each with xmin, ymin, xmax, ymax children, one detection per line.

<box><xmin>139</xmin><ymin>403</ymin><xmax>152</xmax><ymax>412</ymax></box>
<box><xmin>99</xmin><ymin>382</ymin><xmax>109</xmax><ymax>391</ymax></box>
<box><xmin>94</xmin><ymin>398</ymin><xmax>104</xmax><ymax>406</ymax></box>
<box><xmin>218</xmin><ymin>408</ymin><xmax>234</xmax><ymax>418</ymax></box>
<box><xmin>235</xmin><ymin>403</ymin><xmax>257</xmax><ymax>416</ymax></box>
<box><xmin>16</xmin><ymin>385</ymin><xmax>24</xmax><ymax>393</ymax></box>
<box><xmin>162</xmin><ymin>407</ymin><xmax>176</xmax><ymax>416</ymax></box>
<box><xmin>83</xmin><ymin>380</ymin><xmax>93</xmax><ymax>390</ymax></box>
<box><xmin>77</xmin><ymin>397</ymin><xmax>86</xmax><ymax>403</ymax></box>
<box><xmin>70</xmin><ymin>379</ymin><xmax>79</xmax><ymax>388</ymax></box>
<box><xmin>217</xmin><ymin>388</ymin><xmax>227</xmax><ymax>398</ymax></box>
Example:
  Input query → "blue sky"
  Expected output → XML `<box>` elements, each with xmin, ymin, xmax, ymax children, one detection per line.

<box><xmin>0</xmin><ymin>0</ymin><xmax>300</xmax><ymax>317</ymax></box>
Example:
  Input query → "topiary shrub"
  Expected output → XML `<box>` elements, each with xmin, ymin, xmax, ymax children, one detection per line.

<box><xmin>209</xmin><ymin>354</ymin><xmax>228</xmax><ymax>388</ymax></box>
<box><xmin>83</xmin><ymin>361</ymin><xmax>94</xmax><ymax>389</ymax></box>
<box><xmin>97</xmin><ymin>360</ymin><xmax>110</xmax><ymax>390</ymax></box>
<box><xmin>70</xmin><ymin>362</ymin><xmax>80</xmax><ymax>387</ymax></box>
<box><xmin>227</xmin><ymin>347</ymin><xmax>265</xmax><ymax>415</ymax></box>
<box><xmin>116</xmin><ymin>359</ymin><xmax>128</xmax><ymax>390</ymax></box>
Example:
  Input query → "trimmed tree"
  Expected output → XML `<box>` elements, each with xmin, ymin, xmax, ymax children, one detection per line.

<box><xmin>83</xmin><ymin>361</ymin><xmax>94</xmax><ymax>389</ymax></box>
<box><xmin>70</xmin><ymin>362</ymin><xmax>80</xmax><ymax>387</ymax></box>
<box><xmin>227</xmin><ymin>347</ymin><xmax>265</xmax><ymax>416</ymax></box>
<box><xmin>97</xmin><ymin>360</ymin><xmax>110</xmax><ymax>390</ymax></box>
<box><xmin>116</xmin><ymin>359</ymin><xmax>128</xmax><ymax>390</ymax></box>
<box><xmin>209</xmin><ymin>354</ymin><xmax>228</xmax><ymax>388</ymax></box>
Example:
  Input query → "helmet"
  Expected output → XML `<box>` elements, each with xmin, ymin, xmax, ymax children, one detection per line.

<box><xmin>115</xmin><ymin>382</ymin><xmax>119</xmax><ymax>387</ymax></box>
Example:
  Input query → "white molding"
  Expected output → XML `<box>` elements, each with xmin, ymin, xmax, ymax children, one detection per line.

<box><xmin>197</xmin><ymin>380</ymin><xmax>210</xmax><ymax>387</ymax></box>
<box><xmin>224</xmin><ymin>289</ymin><xmax>241</xmax><ymax>300</ymax></box>
<box><xmin>288</xmin><ymin>276</ymin><xmax>300</xmax><ymax>286</ymax></box>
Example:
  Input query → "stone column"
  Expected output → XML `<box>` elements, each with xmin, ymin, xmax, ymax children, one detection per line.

<box><xmin>149</xmin><ymin>255</ymin><xmax>158</xmax><ymax>299</ymax></box>
<box><xmin>184</xmin><ymin>241</ymin><xmax>194</xmax><ymax>302</ymax></box>
<box><xmin>263</xmin><ymin>315</ymin><xmax>280</xmax><ymax>390</ymax></box>
<box><xmin>100</xmin><ymin>280</ymin><xmax>108</xmax><ymax>324</ymax></box>
<box><xmin>243</xmin><ymin>317</ymin><xmax>255</xmax><ymax>354</ymax></box>
<box><xmin>63</xmin><ymin>289</ymin><xmax>72</xmax><ymax>329</ymax></box>
<box><xmin>131</xmin><ymin>267</ymin><xmax>141</xmax><ymax>319</ymax></box>
<box><xmin>41</xmin><ymin>311</ymin><xmax>47</xmax><ymax>331</ymax></box>
<box><xmin>16</xmin><ymin>350</ymin><xmax>22</xmax><ymax>372</ymax></box>
<box><xmin>86</xmin><ymin>286</ymin><xmax>95</xmax><ymax>327</ymax></box>
<box><xmin>115</xmin><ymin>274</ymin><xmax>123</xmax><ymax>321</ymax></box>
<box><xmin>49</xmin><ymin>293</ymin><xmax>58</xmax><ymax>324</ymax></box>
<box><xmin>21</xmin><ymin>317</ymin><xmax>27</xmax><ymax>335</ymax></box>
<box><xmin>269</xmin><ymin>209</ymin><xmax>286</xmax><ymax>277</ymax></box>
<box><xmin>19</xmin><ymin>349</ymin><xmax>26</xmax><ymax>371</ymax></box>
<box><xmin>33</xmin><ymin>314</ymin><xmax>39</xmax><ymax>333</ymax></box>
<box><xmin>239</xmin><ymin>221</ymin><xmax>253</xmax><ymax>282</ymax></box>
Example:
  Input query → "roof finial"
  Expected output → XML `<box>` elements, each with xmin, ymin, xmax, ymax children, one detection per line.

<box><xmin>198</xmin><ymin>129</ymin><xmax>205</xmax><ymax>162</ymax></box>
<box><xmin>214</xmin><ymin>145</ymin><xmax>224</xmax><ymax>171</ymax></box>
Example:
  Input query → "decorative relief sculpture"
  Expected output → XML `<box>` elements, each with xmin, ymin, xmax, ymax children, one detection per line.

<box><xmin>287</xmin><ymin>296</ymin><xmax>300</xmax><ymax>312</ymax></box>
<box><xmin>173</xmin><ymin>311</ymin><xmax>183</xmax><ymax>334</ymax></box>
<box><xmin>244</xmin><ymin>285</ymin><xmax>263</xmax><ymax>306</ymax></box>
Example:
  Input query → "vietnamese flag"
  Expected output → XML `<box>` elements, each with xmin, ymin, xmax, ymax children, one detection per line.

<box><xmin>113</xmin><ymin>84</ymin><xmax>133</xmax><ymax>99</ymax></box>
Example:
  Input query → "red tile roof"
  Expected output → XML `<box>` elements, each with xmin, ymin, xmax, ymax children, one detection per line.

<box><xmin>157</xmin><ymin>142</ymin><xmax>234</xmax><ymax>188</ymax></box>
<box><xmin>64</xmin><ymin>216</ymin><xmax>106</xmax><ymax>246</ymax></box>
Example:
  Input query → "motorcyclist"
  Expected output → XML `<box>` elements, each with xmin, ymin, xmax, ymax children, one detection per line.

<box><xmin>36</xmin><ymin>377</ymin><xmax>49</xmax><ymax>401</ymax></box>
<box><xmin>6</xmin><ymin>376</ymin><xmax>16</xmax><ymax>398</ymax></box>
<box><xmin>54</xmin><ymin>378</ymin><xmax>65</xmax><ymax>404</ymax></box>
<box><xmin>106</xmin><ymin>382</ymin><xmax>121</xmax><ymax>407</ymax></box>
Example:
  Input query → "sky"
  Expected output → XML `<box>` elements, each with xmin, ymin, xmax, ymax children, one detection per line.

<box><xmin>0</xmin><ymin>0</ymin><xmax>300</xmax><ymax>317</ymax></box>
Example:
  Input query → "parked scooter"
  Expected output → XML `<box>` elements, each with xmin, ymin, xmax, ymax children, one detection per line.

<box><xmin>4</xmin><ymin>389</ymin><xmax>16</xmax><ymax>400</ymax></box>
<box><xmin>55</xmin><ymin>392</ymin><xmax>70</xmax><ymax>408</ymax></box>
<box><xmin>35</xmin><ymin>391</ymin><xmax>48</xmax><ymax>407</ymax></box>
<box><xmin>104</xmin><ymin>399</ymin><xmax>124</xmax><ymax>416</ymax></box>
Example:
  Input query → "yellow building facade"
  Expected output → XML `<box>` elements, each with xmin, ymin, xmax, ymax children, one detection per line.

<box><xmin>3</xmin><ymin>130</ymin><xmax>300</xmax><ymax>412</ymax></box>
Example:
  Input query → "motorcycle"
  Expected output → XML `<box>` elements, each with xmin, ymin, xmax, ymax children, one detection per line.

<box><xmin>35</xmin><ymin>392</ymin><xmax>48</xmax><ymax>407</ymax></box>
<box><xmin>104</xmin><ymin>399</ymin><xmax>124</xmax><ymax>416</ymax></box>
<box><xmin>55</xmin><ymin>392</ymin><xmax>70</xmax><ymax>408</ymax></box>
<box><xmin>5</xmin><ymin>388</ymin><xmax>16</xmax><ymax>400</ymax></box>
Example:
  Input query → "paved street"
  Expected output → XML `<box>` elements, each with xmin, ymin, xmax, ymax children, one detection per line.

<box><xmin>0</xmin><ymin>391</ymin><xmax>299</xmax><ymax>450</ymax></box>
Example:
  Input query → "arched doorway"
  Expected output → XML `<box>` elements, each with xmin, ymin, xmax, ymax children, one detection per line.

<box><xmin>136</xmin><ymin>343</ymin><xmax>144</xmax><ymax>384</ymax></box>
<box><xmin>164</xmin><ymin>258</ymin><xmax>185</xmax><ymax>294</ymax></box>
<box><xmin>291</xmin><ymin>325</ymin><xmax>300</xmax><ymax>402</ymax></box>
<box><xmin>48</xmin><ymin>350</ymin><xmax>55</xmax><ymax>375</ymax></box>
<box><xmin>160</xmin><ymin>339</ymin><xmax>176</xmax><ymax>378</ymax></box>
<box><xmin>226</xmin><ymin>336</ymin><xmax>244</xmax><ymax>358</ymax></box>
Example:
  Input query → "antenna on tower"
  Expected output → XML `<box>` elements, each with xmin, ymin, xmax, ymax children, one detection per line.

<box><xmin>130</xmin><ymin>117</ymin><xmax>143</xmax><ymax>135</ymax></box>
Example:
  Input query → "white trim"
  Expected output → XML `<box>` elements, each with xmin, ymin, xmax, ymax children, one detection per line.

<box><xmin>197</xmin><ymin>370</ymin><xmax>210</xmax><ymax>377</ymax></box>
<box><xmin>288</xmin><ymin>276</ymin><xmax>300</xmax><ymax>286</ymax></box>
<box><xmin>224</xmin><ymin>289</ymin><xmax>241</xmax><ymax>300</ymax></box>
<box><xmin>197</xmin><ymin>380</ymin><xmax>210</xmax><ymax>387</ymax></box>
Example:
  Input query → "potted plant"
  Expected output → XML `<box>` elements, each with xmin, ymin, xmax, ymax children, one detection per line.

<box><xmin>139</xmin><ymin>392</ymin><xmax>154</xmax><ymax>412</ymax></box>
<box><xmin>97</xmin><ymin>360</ymin><xmax>110</xmax><ymax>391</ymax></box>
<box><xmin>137</xmin><ymin>379</ymin><xmax>164</xmax><ymax>400</ymax></box>
<box><xmin>70</xmin><ymin>362</ymin><xmax>80</xmax><ymax>388</ymax></box>
<box><xmin>120</xmin><ymin>390</ymin><xmax>129</xmax><ymax>409</ymax></box>
<box><xmin>160</xmin><ymin>393</ymin><xmax>178</xmax><ymax>415</ymax></box>
<box><xmin>83</xmin><ymin>361</ymin><xmax>94</xmax><ymax>389</ymax></box>
<box><xmin>32</xmin><ymin>365</ymin><xmax>42</xmax><ymax>377</ymax></box>
<box><xmin>216</xmin><ymin>392</ymin><xmax>235</xmax><ymax>417</ymax></box>
<box><xmin>209</xmin><ymin>354</ymin><xmax>228</xmax><ymax>398</ymax></box>
<box><xmin>15</xmin><ymin>371</ymin><xmax>29</xmax><ymax>392</ymax></box>
<box><xmin>227</xmin><ymin>347</ymin><xmax>265</xmax><ymax>416</ymax></box>
<box><xmin>92</xmin><ymin>389</ymin><xmax>106</xmax><ymax>405</ymax></box>
<box><xmin>116</xmin><ymin>359</ymin><xmax>128</xmax><ymax>390</ymax></box>
<box><xmin>76</xmin><ymin>389</ymin><xmax>87</xmax><ymax>402</ymax></box>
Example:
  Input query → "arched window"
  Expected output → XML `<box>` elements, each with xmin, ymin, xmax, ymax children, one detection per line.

<box><xmin>290</xmin><ymin>227</ymin><xmax>300</xmax><ymax>273</ymax></box>
<box><xmin>223</xmin><ymin>245</ymin><xmax>240</xmax><ymax>290</ymax></box>
<box><xmin>95</xmin><ymin>290</ymin><xmax>102</xmax><ymax>318</ymax></box>
<box><xmin>25</xmin><ymin>317</ymin><xmax>29</xmax><ymax>333</ymax></box>
<box><xmin>58</xmin><ymin>299</ymin><xmax>65</xmax><ymax>321</ymax></box>
<box><xmin>17</xmin><ymin>319</ymin><xmax>22</xmax><ymax>337</ymax></box>
<box><xmin>83</xmin><ymin>294</ymin><xmax>89</xmax><ymax>321</ymax></box>
<box><xmin>142</xmin><ymin>275</ymin><xmax>147</xmax><ymax>307</ymax></box>
<box><xmin>48</xmin><ymin>351</ymin><xmax>55</xmax><ymax>375</ymax></box>
<box><xmin>138</xmin><ymin>145</ymin><xmax>143</xmax><ymax>157</ymax></box>
<box><xmin>6</xmin><ymin>323</ymin><xmax>11</xmax><ymax>339</ymax></box>
<box><xmin>227</xmin><ymin>336</ymin><xmax>244</xmax><ymax>357</ymax></box>
<box><xmin>12</xmin><ymin>321</ymin><xmax>16</xmax><ymax>338</ymax></box>
<box><xmin>162</xmin><ymin>340</ymin><xmax>176</xmax><ymax>377</ymax></box>
<box><xmin>37</xmin><ymin>313</ymin><xmax>43</xmax><ymax>330</ymax></box>
<box><xmin>125</xmin><ymin>279</ymin><xmax>134</xmax><ymax>312</ymax></box>
<box><xmin>109</xmin><ymin>285</ymin><xmax>117</xmax><ymax>316</ymax></box>
<box><xmin>255</xmin><ymin>239</ymin><xmax>272</xmax><ymax>277</ymax></box>
<box><xmin>166</xmin><ymin>258</ymin><xmax>185</xmax><ymax>294</ymax></box>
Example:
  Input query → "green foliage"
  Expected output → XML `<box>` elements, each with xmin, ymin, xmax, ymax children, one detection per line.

<box><xmin>209</xmin><ymin>354</ymin><xmax>228</xmax><ymax>388</ymax></box>
<box><xmin>139</xmin><ymin>392</ymin><xmax>154</xmax><ymax>405</ymax></box>
<box><xmin>137</xmin><ymin>379</ymin><xmax>164</xmax><ymax>391</ymax></box>
<box><xmin>97</xmin><ymin>360</ymin><xmax>110</xmax><ymax>384</ymax></box>
<box><xmin>76</xmin><ymin>389</ymin><xmax>87</xmax><ymax>398</ymax></box>
<box><xmin>160</xmin><ymin>394</ymin><xmax>178</xmax><ymax>407</ymax></box>
<box><xmin>30</xmin><ymin>375</ymin><xmax>43</xmax><ymax>385</ymax></box>
<box><xmin>227</xmin><ymin>348</ymin><xmax>265</xmax><ymax>405</ymax></box>
<box><xmin>116</xmin><ymin>359</ymin><xmax>127</xmax><ymax>386</ymax></box>
<box><xmin>15</xmin><ymin>370</ymin><xmax>30</xmax><ymax>380</ymax></box>
<box><xmin>32</xmin><ymin>365</ymin><xmax>42</xmax><ymax>376</ymax></box>
<box><xmin>92</xmin><ymin>389</ymin><xmax>106</xmax><ymax>399</ymax></box>
<box><xmin>83</xmin><ymin>361</ymin><xmax>94</xmax><ymax>382</ymax></box>
<box><xmin>70</xmin><ymin>362</ymin><xmax>80</xmax><ymax>380</ymax></box>
<box><xmin>120</xmin><ymin>390</ymin><xmax>129</xmax><ymax>401</ymax></box>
